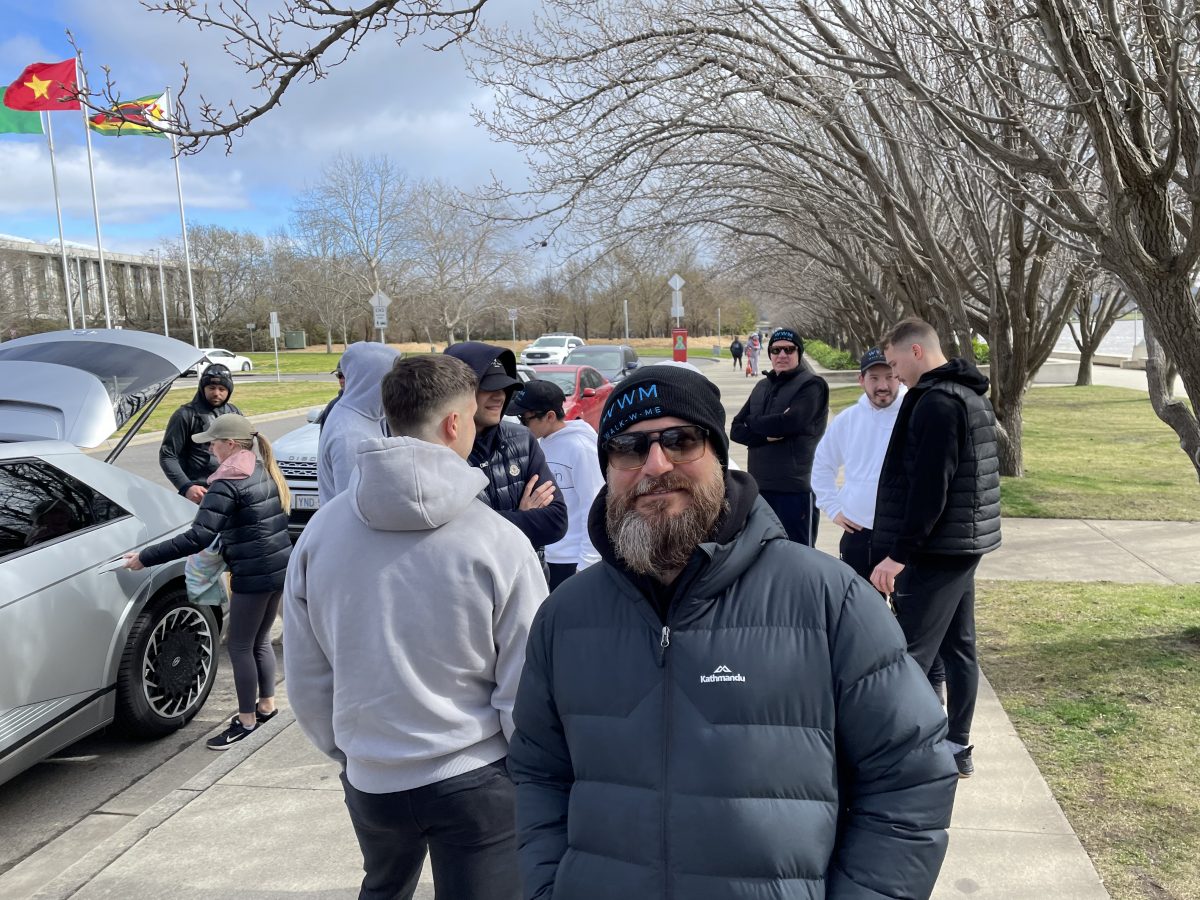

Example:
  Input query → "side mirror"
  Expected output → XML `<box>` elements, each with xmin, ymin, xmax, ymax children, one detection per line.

<box><xmin>626</xmin><ymin>360</ymin><xmax>638</xmax><ymax>370</ymax></box>
<box><xmin>306</xmin><ymin>406</ymin><xmax>323</xmax><ymax>423</ymax></box>
<box><xmin>582</xmin><ymin>387</ymin><xmax>597</xmax><ymax>398</ymax></box>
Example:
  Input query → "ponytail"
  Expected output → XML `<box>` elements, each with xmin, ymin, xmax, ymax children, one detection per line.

<box><xmin>254</xmin><ymin>433</ymin><xmax>291</xmax><ymax>510</ymax></box>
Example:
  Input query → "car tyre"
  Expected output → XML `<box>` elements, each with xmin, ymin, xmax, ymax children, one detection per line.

<box><xmin>115</xmin><ymin>588</ymin><xmax>219</xmax><ymax>738</ymax></box>
<box><xmin>241</xmin><ymin>362</ymin><xmax>251</xmax><ymax>372</ymax></box>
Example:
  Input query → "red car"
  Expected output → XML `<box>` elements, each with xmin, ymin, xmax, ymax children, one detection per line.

<box><xmin>530</xmin><ymin>365</ymin><xmax>614</xmax><ymax>431</ymax></box>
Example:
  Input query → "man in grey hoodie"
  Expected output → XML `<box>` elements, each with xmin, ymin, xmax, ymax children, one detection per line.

<box><xmin>316</xmin><ymin>341</ymin><xmax>401</xmax><ymax>504</ymax></box>
<box><xmin>285</xmin><ymin>354</ymin><xmax>546</xmax><ymax>900</ymax></box>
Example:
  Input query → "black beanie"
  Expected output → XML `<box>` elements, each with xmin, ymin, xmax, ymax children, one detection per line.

<box><xmin>597</xmin><ymin>364</ymin><xmax>728</xmax><ymax>471</ymax></box>
<box><xmin>768</xmin><ymin>328</ymin><xmax>803</xmax><ymax>354</ymax></box>
<box><xmin>199</xmin><ymin>363</ymin><xmax>234</xmax><ymax>395</ymax></box>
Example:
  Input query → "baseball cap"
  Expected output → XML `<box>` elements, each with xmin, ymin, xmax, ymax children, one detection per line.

<box><xmin>509</xmin><ymin>380</ymin><xmax>566</xmax><ymax>417</ymax></box>
<box><xmin>860</xmin><ymin>347</ymin><xmax>889</xmax><ymax>373</ymax></box>
<box><xmin>479</xmin><ymin>358</ymin><xmax>521</xmax><ymax>392</ymax></box>
<box><xmin>191</xmin><ymin>413</ymin><xmax>256</xmax><ymax>443</ymax></box>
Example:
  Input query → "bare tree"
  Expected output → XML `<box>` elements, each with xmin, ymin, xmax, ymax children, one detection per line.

<box><xmin>165</xmin><ymin>225</ymin><xmax>267</xmax><ymax>346</ymax></box>
<box><xmin>1068</xmin><ymin>280</ymin><xmax>1132</xmax><ymax>386</ymax></box>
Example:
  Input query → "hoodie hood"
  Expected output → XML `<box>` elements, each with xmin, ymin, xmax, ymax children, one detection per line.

<box><xmin>338</xmin><ymin>342</ymin><xmax>402</xmax><ymax>419</ymax></box>
<box><xmin>207</xmin><ymin>448</ymin><xmax>257</xmax><ymax>484</ymax></box>
<box><xmin>347</xmin><ymin>436</ymin><xmax>488</xmax><ymax>531</ymax></box>
<box><xmin>918</xmin><ymin>358</ymin><xmax>989</xmax><ymax>395</ymax></box>
<box><xmin>444</xmin><ymin>342</ymin><xmax>520</xmax><ymax>401</ymax></box>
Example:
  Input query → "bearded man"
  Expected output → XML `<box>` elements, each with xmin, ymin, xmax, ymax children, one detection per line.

<box><xmin>508</xmin><ymin>365</ymin><xmax>959</xmax><ymax>900</ymax></box>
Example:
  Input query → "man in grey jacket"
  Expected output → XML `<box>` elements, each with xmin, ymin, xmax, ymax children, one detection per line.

<box><xmin>285</xmin><ymin>354</ymin><xmax>547</xmax><ymax>900</ymax></box>
<box><xmin>510</xmin><ymin>364</ymin><xmax>958</xmax><ymax>900</ymax></box>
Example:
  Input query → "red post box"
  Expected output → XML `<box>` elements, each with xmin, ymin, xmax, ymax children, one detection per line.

<box><xmin>672</xmin><ymin>328</ymin><xmax>688</xmax><ymax>362</ymax></box>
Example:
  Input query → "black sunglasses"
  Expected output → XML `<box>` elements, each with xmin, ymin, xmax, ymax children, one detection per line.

<box><xmin>768</xmin><ymin>345</ymin><xmax>797</xmax><ymax>356</ymax></box>
<box><xmin>603</xmin><ymin>425</ymin><xmax>709</xmax><ymax>470</ymax></box>
<box><xmin>518</xmin><ymin>411</ymin><xmax>547</xmax><ymax>426</ymax></box>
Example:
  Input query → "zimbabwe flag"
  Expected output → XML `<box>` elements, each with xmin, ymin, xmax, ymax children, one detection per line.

<box><xmin>88</xmin><ymin>93</ymin><xmax>168</xmax><ymax>137</ymax></box>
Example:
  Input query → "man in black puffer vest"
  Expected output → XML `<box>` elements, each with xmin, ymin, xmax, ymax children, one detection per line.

<box><xmin>730</xmin><ymin>327</ymin><xmax>829</xmax><ymax>545</ymax></box>
<box><xmin>510</xmin><ymin>364</ymin><xmax>958</xmax><ymax>900</ymax></box>
<box><xmin>870</xmin><ymin>317</ymin><xmax>1002</xmax><ymax>780</ymax></box>
<box><xmin>443</xmin><ymin>342</ymin><xmax>567</xmax><ymax>551</ymax></box>
<box><xmin>159</xmin><ymin>363</ymin><xmax>243</xmax><ymax>504</ymax></box>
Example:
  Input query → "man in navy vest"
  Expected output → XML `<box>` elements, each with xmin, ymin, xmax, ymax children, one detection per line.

<box><xmin>870</xmin><ymin>317</ymin><xmax>1002</xmax><ymax>779</ymax></box>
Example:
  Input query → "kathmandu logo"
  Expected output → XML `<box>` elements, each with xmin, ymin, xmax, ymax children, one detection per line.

<box><xmin>700</xmin><ymin>664</ymin><xmax>746</xmax><ymax>684</ymax></box>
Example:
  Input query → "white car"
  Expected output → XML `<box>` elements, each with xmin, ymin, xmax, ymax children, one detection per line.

<box><xmin>199</xmin><ymin>348</ymin><xmax>253</xmax><ymax>373</ymax></box>
<box><xmin>520</xmin><ymin>334</ymin><xmax>586</xmax><ymax>366</ymax></box>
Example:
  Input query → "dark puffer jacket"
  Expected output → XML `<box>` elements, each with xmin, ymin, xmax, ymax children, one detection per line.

<box><xmin>510</xmin><ymin>472</ymin><xmax>958</xmax><ymax>900</ymax></box>
<box><xmin>158</xmin><ymin>386</ymin><xmax>242</xmax><ymax>495</ymax></box>
<box><xmin>873</xmin><ymin>359</ymin><xmax>1001</xmax><ymax>562</ymax></box>
<box><xmin>139</xmin><ymin>464</ymin><xmax>291</xmax><ymax>594</ymax></box>
<box><xmin>730</xmin><ymin>366</ymin><xmax>829</xmax><ymax>492</ymax></box>
<box><xmin>445</xmin><ymin>342</ymin><xmax>568</xmax><ymax>550</ymax></box>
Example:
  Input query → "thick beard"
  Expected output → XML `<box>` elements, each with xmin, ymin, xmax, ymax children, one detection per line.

<box><xmin>605</xmin><ymin>467</ymin><xmax>728</xmax><ymax>578</ymax></box>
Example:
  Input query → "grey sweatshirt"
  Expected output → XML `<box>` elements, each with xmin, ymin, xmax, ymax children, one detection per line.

<box><xmin>284</xmin><ymin>436</ymin><xmax>548</xmax><ymax>794</ymax></box>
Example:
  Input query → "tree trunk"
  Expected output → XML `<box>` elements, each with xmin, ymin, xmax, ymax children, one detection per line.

<box><xmin>1074</xmin><ymin>347</ymin><xmax>1094</xmax><ymax>386</ymax></box>
<box><xmin>993</xmin><ymin>391</ymin><xmax>1024</xmax><ymax>478</ymax></box>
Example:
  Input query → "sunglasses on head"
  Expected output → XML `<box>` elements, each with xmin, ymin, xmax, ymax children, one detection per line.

<box><xmin>603</xmin><ymin>425</ymin><xmax>709</xmax><ymax>470</ymax></box>
<box><xmin>768</xmin><ymin>345</ymin><xmax>797</xmax><ymax>356</ymax></box>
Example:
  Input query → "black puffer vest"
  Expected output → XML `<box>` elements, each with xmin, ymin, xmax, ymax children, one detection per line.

<box><xmin>875</xmin><ymin>366</ymin><xmax>1001</xmax><ymax>556</ymax></box>
<box><xmin>471</xmin><ymin>421</ymin><xmax>535</xmax><ymax>513</ymax></box>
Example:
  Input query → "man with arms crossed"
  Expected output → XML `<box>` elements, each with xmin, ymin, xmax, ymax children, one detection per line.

<box><xmin>870</xmin><ymin>317</ymin><xmax>1002</xmax><ymax>778</ymax></box>
<box><xmin>511</xmin><ymin>364</ymin><xmax>957</xmax><ymax>899</ymax></box>
<box><xmin>285</xmin><ymin>355</ymin><xmax>547</xmax><ymax>900</ymax></box>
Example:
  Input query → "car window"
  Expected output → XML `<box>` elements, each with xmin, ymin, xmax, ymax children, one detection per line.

<box><xmin>538</xmin><ymin>371</ymin><xmax>576</xmax><ymax>395</ymax></box>
<box><xmin>581</xmin><ymin>368</ymin><xmax>603</xmax><ymax>389</ymax></box>
<box><xmin>0</xmin><ymin>459</ymin><xmax>129</xmax><ymax>558</ymax></box>
<box><xmin>569</xmin><ymin>349</ymin><xmax>622</xmax><ymax>373</ymax></box>
<box><xmin>211</xmin><ymin>350</ymin><xmax>231</xmax><ymax>358</ymax></box>
<box><xmin>532</xmin><ymin>337</ymin><xmax>566</xmax><ymax>348</ymax></box>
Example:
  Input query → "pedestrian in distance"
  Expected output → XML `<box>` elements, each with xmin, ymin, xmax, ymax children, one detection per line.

<box><xmin>284</xmin><ymin>354</ymin><xmax>547</xmax><ymax>900</ymax></box>
<box><xmin>509</xmin><ymin>364</ymin><xmax>958</xmax><ymax>899</ymax></box>
<box><xmin>508</xmin><ymin>379</ymin><xmax>604</xmax><ymax>591</ymax></box>
<box><xmin>443</xmin><ymin>342</ymin><xmax>567</xmax><ymax>552</ymax></box>
<box><xmin>159</xmin><ymin>362</ymin><xmax>242</xmax><ymax>504</ymax></box>
<box><xmin>729</xmin><ymin>335</ymin><xmax>744</xmax><ymax>370</ymax></box>
<box><xmin>730</xmin><ymin>327</ymin><xmax>830</xmax><ymax>546</ymax></box>
<box><xmin>870</xmin><ymin>316</ymin><xmax>1002</xmax><ymax>779</ymax></box>
<box><xmin>745</xmin><ymin>331</ymin><xmax>760</xmax><ymax>376</ymax></box>
<box><xmin>811</xmin><ymin>347</ymin><xmax>906</xmax><ymax>578</ymax></box>
<box><xmin>317</xmin><ymin>341</ymin><xmax>401</xmax><ymax>504</ymax></box>
<box><xmin>124</xmin><ymin>413</ymin><xmax>291</xmax><ymax>750</ymax></box>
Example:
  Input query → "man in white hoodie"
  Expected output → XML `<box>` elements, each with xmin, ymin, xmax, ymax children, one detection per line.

<box><xmin>316</xmin><ymin>341</ymin><xmax>401</xmax><ymax>504</ymax></box>
<box><xmin>509</xmin><ymin>379</ymin><xmax>604</xmax><ymax>590</ymax></box>
<box><xmin>811</xmin><ymin>347</ymin><xmax>906</xmax><ymax>580</ymax></box>
<box><xmin>284</xmin><ymin>354</ymin><xmax>547</xmax><ymax>900</ymax></box>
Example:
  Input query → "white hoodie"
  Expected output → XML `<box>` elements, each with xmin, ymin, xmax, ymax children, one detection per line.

<box><xmin>539</xmin><ymin>418</ymin><xmax>603</xmax><ymax>568</ymax></box>
<box><xmin>284</xmin><ymin>436</ymin><xmax>548</xmax><ymax>794</ymax></box>
<box><xmin>811</xmin><ymin>386</ymin><xmax>906</xmax><ymax>529</ymax></box>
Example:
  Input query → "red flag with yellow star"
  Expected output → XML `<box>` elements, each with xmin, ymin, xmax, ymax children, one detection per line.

<box><xmin>3</xmin><ymin>60</ymin><xmax>80</xmax><ymax>112</ymax></box>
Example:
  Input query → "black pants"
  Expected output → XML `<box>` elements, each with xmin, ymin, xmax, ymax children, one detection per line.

<box><xmin>759</xmin><ymin>490</ymin><xmax>818</xmax><ymax>546</ymax></box>
<box><xmin>547</xmin><ymin>562</ymin><xmax>577</xmax><ymax>592</ymax></box>
<box><xmin>227</xmin><ymin>590</ymin><xmax>281</xmax><ymax>715</ymax></box>
<box><xmin>340</xmin><ymin>760</ymin><xmax>519</xmax><ymax>900</ymax></box>
<box><xmin>892</xmin><ymin>556</ymin><xmax>980</xmax><ymax>745</ymax></box>
<box><xmin>732</xmin><ymin>353</ymin><xmax>742</xmax><ymax>369</ymax></box>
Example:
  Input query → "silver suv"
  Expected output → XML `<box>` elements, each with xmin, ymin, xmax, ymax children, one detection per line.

<box><xmin>520</xmin><ymin>334</ymin><xmax>586</xmax><ymax>366</ymax></box>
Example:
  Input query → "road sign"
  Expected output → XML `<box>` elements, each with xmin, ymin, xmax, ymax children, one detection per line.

<box><xmin>668</xmin><ymin>274</ymin><xmax>685</xmax><ymax>321</ymax></box>
<box><xmin>667</xmin><ymin>273</ymin><xmax>685</xmax><ymax>291</ymax></box>
<box><xmin>374</xmin><ymin>308</ymin><xmax>389</xmax><ymax>329</ymax></box>
<box><xmin>507</xmin><ymin>308</ymin><xmax>519</xmax><ymax>321</ymax></box>
<box><xmin>268</xmin><ymin>311</ymin><xmax>280</xmax><ymax>339</ymax></box>
<box><xmin>369</xmin><ymin>291</ymin><xmax>392</xmax><ymax>311</ymax></box>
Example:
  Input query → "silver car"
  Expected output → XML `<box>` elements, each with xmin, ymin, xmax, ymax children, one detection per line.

<box><xmin>0</xmin><ymin>329</ymin><xmax>227</xmax><ymax>787</ymax></box>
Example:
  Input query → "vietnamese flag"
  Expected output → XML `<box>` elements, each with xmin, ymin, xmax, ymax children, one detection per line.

<box><xmin>3</xmin><ymin>60</ymin><xmax>80</xmax><ymax>112</ymax></box>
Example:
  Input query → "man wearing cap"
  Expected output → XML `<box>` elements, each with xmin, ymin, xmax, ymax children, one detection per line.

<box><xmin>730</xmin><ymin>327</ymin><xmax>830</xmax><ymax>545</ymax></box>
<box><xmin>443</xmin><ymin>342</ymin><xmax>567</xmax><ymax>551</ymax></box>
<box><xmin>160</xmin><ymin>362</ymin><xmax>243</xmax><ymax>504</ymax></box>
<box><xmin>508</xmin><ymin>380</ymin><xmax>604</xmax><ymax>590</ymax></box>
<box><xmin>509</xmin><ymin>364</ymin><xmax>958</xmax><ymax>899</ymax></box>
<box><xmin>315</xmin><ymin>362</ymin><xmax>346</xmax><ymax>429</ymax></box>
<box><xmin>317</xmin><ymin>342</ymin><xmax>401</xmax><ymax>503</ymax></box>
<box><xmin>811</xmin><ymin>347</ymin><xmax>906</xmax><ymax>579</ymax></box>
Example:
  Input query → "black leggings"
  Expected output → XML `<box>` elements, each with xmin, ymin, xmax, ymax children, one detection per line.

<box><xmin>227</xmin><ymin>590</ymin><xmax>281</xmax><ymax>715</ymax></box>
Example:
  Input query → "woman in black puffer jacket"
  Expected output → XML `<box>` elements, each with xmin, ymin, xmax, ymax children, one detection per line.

<box><xmin>124</xmin><ymin>414</ymin><xmax>291</xmax><ymax>750</ymax></box>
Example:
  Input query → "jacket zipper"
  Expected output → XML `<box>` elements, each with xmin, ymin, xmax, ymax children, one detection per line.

<box><xmin>659</xmin><ymin>623</ymin><xmax>672</xmax><ymax>900</ymax></box>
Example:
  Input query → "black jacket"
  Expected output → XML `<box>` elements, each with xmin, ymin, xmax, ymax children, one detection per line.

<box><xmin>446</xmin><ymin>342</ymin><xmax>569</xmax><ymax>550</ymax></box>
<box><xmin>158</xmin><ymin>387</ymin><xmax>243</xmax><ymax>494</ymax></box>
<box><xmin>140</xmin><ymin>463</ymin><xmax>291</xmax><ymax>594</ymax></box>
<box><xmin>873</xmin><ymin>359</ymin><xmax>1002</xmax><ymax>562</ymax></box>
<box><xmin>510</xmin><ymin>471</ymin><xmax>958</xmax><ymax>900</ymax></box>
<box><xmin>730</xmin><ymin>366</ymin><xmax>829</xmax><ymax>492</ymax></box>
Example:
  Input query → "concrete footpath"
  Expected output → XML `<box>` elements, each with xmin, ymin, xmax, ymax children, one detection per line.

<box><xmin>18</xmin><ymin>357</ymin><xmax>1199</xmax><ymax>899</ymax></box>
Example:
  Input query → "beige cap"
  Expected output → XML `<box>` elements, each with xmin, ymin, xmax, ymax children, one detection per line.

<box><xmin>191</xmin><ymin>413</ymin><xmax>256</xmax><ymax>443</ymax></box>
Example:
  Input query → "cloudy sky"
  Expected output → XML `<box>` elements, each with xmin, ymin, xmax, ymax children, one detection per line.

<box><xmin>1</xmin><ymin>1</ymin><xmax>535</xmax><ymax>253</ymax></box>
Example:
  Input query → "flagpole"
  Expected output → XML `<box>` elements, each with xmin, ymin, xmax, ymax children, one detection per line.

<box><xmin>75</xmin><ymin>255</ymin><xmax>88</xmax><ymax>329</ymax></box>
<box><xmin>165</xmin><ymin>87</ymin><xmax>200</xmax><ymax>348</ymax></box>
<box><xmin>44</xmin><ymin>111</ymin><xmax>75</xmax><ymax>329</ymax></box>
<box><xmin>76</xmin><ymin>58</ymin><xmax>111</xmax><ymax>327</ymax></box>
<box><xmin>156</xmin><ymin>249</ymin><xmax>169</xmax><ymax>337</ymax></box>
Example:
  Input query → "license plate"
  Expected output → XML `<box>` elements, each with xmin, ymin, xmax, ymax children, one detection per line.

<box><xmin>293</xmin><ymin>494</ymin><xmax>320</xmax><ymax>511</ymax></box>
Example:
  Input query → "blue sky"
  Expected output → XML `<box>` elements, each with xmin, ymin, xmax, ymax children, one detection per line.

<box><xmin>1</xmin><ymin>1</ymin><xmax>534</xmax><ymax>253</ymax></box>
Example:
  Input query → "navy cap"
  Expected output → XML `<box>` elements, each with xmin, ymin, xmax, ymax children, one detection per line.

<box><xmin>509</xmin><ymin>380</ymin><xmax>565</xmax><ymax>417</ymax></box>
<box><xmin>479</xmin><ymin>359</ymin><xmax>521</xmax><ymax>392</ymax></box>
<box><xmin>860</xmin><ymin>347</ymin><xmax>889</xmax><ymax>373</ymax></box>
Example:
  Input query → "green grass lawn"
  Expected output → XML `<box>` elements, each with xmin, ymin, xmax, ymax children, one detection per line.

<box><xmin>978</xmin><ymin>580</ymin><xmax>1200</xmax><ymax>900</ymax></box>
<box><xmin>829</xmin><ymin>385</ymin><xmax>1200</xmax><ymax>520</ymax></box>
<box><xmin>121</xmin><ymin>382</ymin><xmax>339</xmax><ymax>437</ymax></box>
<box><xmin>246</xmin><ymin>351</ymin><xmax>343</xmax><ymax>375</ymax></box>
